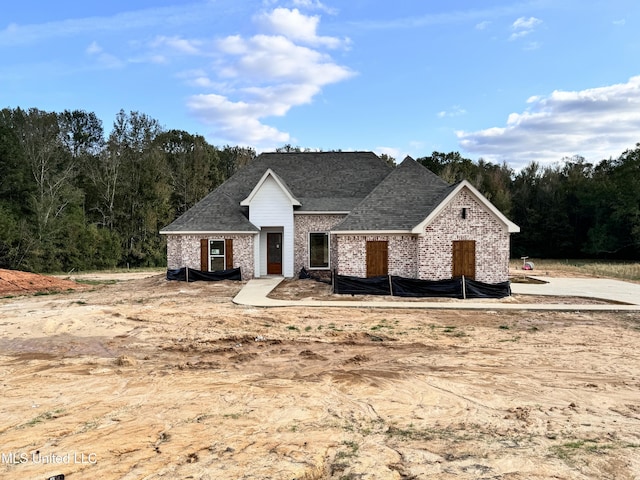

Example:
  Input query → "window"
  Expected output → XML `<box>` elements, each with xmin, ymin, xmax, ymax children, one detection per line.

<box><xmin>209</xmin><ymin>240</ymin><xmax>225</xmax><ymax>271</ymax></box>
<box><xmin>309</xmin><ymin>232</ymin><xmax>329</xmax><ymax>269</ymax></box>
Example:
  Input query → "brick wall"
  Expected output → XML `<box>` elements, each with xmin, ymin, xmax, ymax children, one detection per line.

<box><xmin>336</xmin><ymin>234</ymin><xmax>418</xmax><ymax>277</ymax></box>
<box><xmin>334</xmin><ymin>188</ymin><xmax>512</xmax><ymax>283</ymax></box>
<box><xmin>418</xmin><ymin>189</ymin><xmax>510</xmax><ymax>283</ymax></box>
<box><xmin>166</xmin><ymin>234</ymin><xmax>255</xmax><ymax>280</ymax></box>
<box><xmin>293</xmin><ymin>214</ymin><xmax>346</xmax><ymax>274</ymax></box>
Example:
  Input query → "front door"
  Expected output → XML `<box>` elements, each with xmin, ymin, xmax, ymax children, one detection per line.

<box><xmin>452</xmin><ymin>240</ymin><xmax>475</xmax><ymax>279</ymax></box>
<box><xmin>366</xmin><ymin>240</ymin><xmax>388</xmax><ymax>277</ymax></box>
<box><xmin>267</xmin><ymin>232</ymin><xmax>282</xmax><ymax>275</ymax></box>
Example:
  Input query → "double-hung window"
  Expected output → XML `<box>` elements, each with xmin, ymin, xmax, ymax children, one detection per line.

<box><xmin>209</xmin><ymin>240</ymin><xmax>225</xmax><ymax>271</ymax></box>
<box><xmin>309</xmin><ymin>232</ymin><xmax>329</xmax><ymax>269</ymax></box>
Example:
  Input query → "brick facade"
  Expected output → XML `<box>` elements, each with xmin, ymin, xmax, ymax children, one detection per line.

<box><xmin>418</xmin><ymin>189</ymin><xmax>510</xmax><ymax>283</ymax></box>
<box><xmin>293</xmin><ymin>214</ymin><xmax>346</xmax><ymax>275</ymax></box>
<box><xmin>335</xmin><ymin>188</ymin><xmax>511</xmax><ymax>283</ymax></box>
<box><xmin>336</xmin><ymin>235</ymin><xmax>418</xmax><ymax>278</ymax></box>
<box><xmin>166</xmin><ymin>234</ymin><xmax>255</xmax><ymax>280</ymax></box>
<box><xmin>166</xmin><ymin>189</ymin><xmax>511</xmax><ymax>283</ymax></box>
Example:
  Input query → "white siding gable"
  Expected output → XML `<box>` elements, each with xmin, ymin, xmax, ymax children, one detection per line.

<box><xmin>246</xmin><ymin>175</ymin><xmax>295</xmax><ymax>277</ymax></box>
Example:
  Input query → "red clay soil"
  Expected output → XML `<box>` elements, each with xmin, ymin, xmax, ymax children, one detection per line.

<box><xmin>0</xmin><ymin>269</ymin><xmax>85</xmax><ymax>296</ymax></box>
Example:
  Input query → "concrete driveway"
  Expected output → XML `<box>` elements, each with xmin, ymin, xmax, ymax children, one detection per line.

<box><xmin>233</xmin><ymin>276</ymin><xmax>640</xmax><ymax>310</ymax></box>
<box><xmin>510</xmin><ymin>276</ymin><xmax>640</xmax><ymax>305</ymax></box>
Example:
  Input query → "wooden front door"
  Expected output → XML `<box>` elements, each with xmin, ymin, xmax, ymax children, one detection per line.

<box><xmin>452</xmin><ymin>240</ymin><xmax>475</xmax><ymax>279</ymax></box>
<box><xmin>366</xmin><ymin>241</ymin><xmax>388</xmax><ymax>277</ymax></box>
<box><xmin>267</xmin><ymin>232</ymin><xmax>282</xmax><ymax>275</ymax></box>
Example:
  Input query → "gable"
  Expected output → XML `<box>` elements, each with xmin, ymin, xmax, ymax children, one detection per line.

<box><xmin>240</xmin><ymin>169</ymin><xmax>301</xmax><ymax>207</ymax></box>
<box><xmin>245</xmin><ymin>175</ymin><xmax>297</xmax><ymax>229</ymax></box>
<box><xmin>411</xmin><ymin>181</ymin><xmax>520</xmax><ymax>234</ymax></box>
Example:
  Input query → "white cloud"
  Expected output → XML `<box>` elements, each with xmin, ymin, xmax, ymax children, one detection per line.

<box><xmin>0</xmin><ymin>4</ymin><xmax>203</xmax><ymax>46</ymax></box>
<box><xmin>512</xmin><ymin>16</ymin><xmax>541</xmax><ymax>30</ymax></box>
<box><xmin>437</xmin><ymin>105</ymin><xmax>467</xmax><ymax>118</ymax></box>
<box><xmin>85</xmin><ymin>41</ymin><xmax>124</xmax><ymax>69</ymax></box>
<box><xmin>192</xmin><ymin>76</ymin><xmax>216</xmax><ymax>88</ymax></box>
<box><xmin>188</xmin><ymin>7</ymin><xmax>354</xmax><ymax>147</ymax></box>
<box><xmin>510</xmin><ymin>16</ymin><xmax>542</xmax><ymax>40</ymax></box>
<box><xmin>375</xmin><ymin>146</ymin><xmax>402</xmax><ymax>160</ymax></box>
<box><xmin>188</xmin><ymin>93</ymin><xmax>290</xmax><ymax>144</ymax></box>
<box><xmin>291</xmin><ymin>0</ymin><xmax>337</xmax><ymax>15</ymax></box>
<box><xmin>475</xmin><ymin>20</ymin><xmax>491</xmax><ymax>30</ymax></box>
<box><xmin>456</xmin><ymin>76</ymin><xmax>640</xmax><ymax>169</ymax></box>
<box><xmin>216</xmin><ymin>34</ymin><xmax>353</xmax><ymax>83</ymax></box>
<box><xmin>86</xmin><ymin>41</ymin><xmax>102</xmax><ymax>55</ymax></box>
<box><xmin>254</xmin><ymin>7</ymin><xmax>345</xmax><ymax>48</ymax></box>
<box><xmin>150</xmin><ymin>35</ymin><xmax>202</xmax><ymax>55</ymax></box>
<box><xmin>523</xmin><ymin>41</ymin><xmax>541</xmax><ymax>51</ymax></box>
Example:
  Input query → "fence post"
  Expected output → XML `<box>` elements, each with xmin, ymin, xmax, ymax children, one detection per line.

<box><xmin>388</xmin><ymin>274</ymin><xmax>393</xmax><ymax>296</ymax></box>
<box><xmin>462</xmin><ymin>275</ymin><xmax>466</xmax><ymax>299</ymax></box>
<box><xmin>186</xmin><ymin>266</ymin><xmax>189</xmax><ymax>283</ymax></box>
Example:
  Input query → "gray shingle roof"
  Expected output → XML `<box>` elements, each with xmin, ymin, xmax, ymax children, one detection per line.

<box><xmin>161</xmin><ymin>151</ymin><xmax>393</xmax><ymax>232</ymax></box>
<box><xmin>333</xmin><ymin>156</ymin><xmax>453</xmax><ymax>231</ymax></box>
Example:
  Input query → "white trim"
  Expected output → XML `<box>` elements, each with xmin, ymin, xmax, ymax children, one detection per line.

<box><xmin>308</xmin><ymin>231</ymin><xmax>330</xmax><ymax>270</ymax></box>
<box><xmin>411</xmin><ymin>181</ymin><xmax>520</xmax><ymax>234</ymax></box>
<box><xmin>160</xmin><ymin>231</ymin><xmax>258</xmax><ymax>235</ymax></box>
<box><xmin>331</xmin><ymin>230</ymin><xmax>412</xmax><ymax>235</ymax></box>
<box><xmin>240</xmin><ymin>169</ymin><xmax>301</xmax><ymax>207</ymax></box>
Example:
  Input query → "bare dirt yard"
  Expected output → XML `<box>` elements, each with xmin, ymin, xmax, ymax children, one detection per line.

<box><xmin>1</xmin><ymin>270</ymin><xmax>640</xmax><ymax>479</ymax></box>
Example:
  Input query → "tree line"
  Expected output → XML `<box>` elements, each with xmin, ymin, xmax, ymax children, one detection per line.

<box><xmin>1</xmin><ymin>107</ymin><xmax>638</xmax><ymax>273</ymax></box>
<box><xmin>0</xmin><ymin>107</ymin><xmax>255</xmax><ymax>272</ymax></box>
<box><xmin>417</xmin><ymin>149</ymin><xmax>640</xmax><ymax>260</ymax></box>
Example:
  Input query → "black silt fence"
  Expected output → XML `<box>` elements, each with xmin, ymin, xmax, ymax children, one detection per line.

<box><xmin>464</xmin><ymin>278</ymin><xmax>511</xmax><ymax>298</ymax></box>
<box><xmin>333</xmin><ymin>274</ymin><xmax>391</xmax><ymax>295</ymax></box>
<box><xmin>166</xmin><ymin>267</ymin><xmax>242</xmax><ymax>282</ymax></box>
<box><xmin>333</xmin><ymin>273</ymin><xmax>511</xmax><ymax>299</ymax></box>
<box><xmin>391</xmin><ymin>276</ymin><xmax>461</xmax><ymax>298</ymax></box>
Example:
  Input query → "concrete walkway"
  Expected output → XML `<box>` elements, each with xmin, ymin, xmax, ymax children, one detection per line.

<box><xmin>232</xmin><ymin>276</ymin><xmax>640</xmax><ymax>311</ymax></box>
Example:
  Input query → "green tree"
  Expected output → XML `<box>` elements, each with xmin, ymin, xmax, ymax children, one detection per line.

<box><xmin>476</xmin><ymin>159</ymin><xmax>513</xmax><ymax>216</ymax></box>
<box><xmin>379</xmin><ymin>153</ymin><xmax>396</xmax><ymax>167</ymax></box>
<box><xmin>584</xmin><ymin>144</ymin><xmax>640</xmax><ymax>257</ymax></box>
<box><xmin>218</xmin><ymin>145</ymin><xmax>256</xmax><ymax>180</ymax></box>
<box><xmin>155</xmin><ymin>130</ymin><xmax>223</xmax><ymax>217</ymax></box>
<box><xmin>107</xmin><ymin>110</ymin><xmax>169</xmax><ymax>266</ymax></box>
<box><xmin>418</xmin><ymin>151</ymin><xmax>476</xmax><ymax>183</ymax></box>
<box><xmin>4</xmin><ymin>108</ymin><xmax>88</xmax><ymax>271</ymax></box>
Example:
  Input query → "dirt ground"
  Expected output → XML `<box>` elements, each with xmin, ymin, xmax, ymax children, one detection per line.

<box><xmin>0</xmin><ymin>269</ymin><xmax>89</xmax><ymax>296</ymax></box>
<box><xmin>1</xmin><ymin>271</ymin><xmax>640</xmax><ymax>479</ymax></box>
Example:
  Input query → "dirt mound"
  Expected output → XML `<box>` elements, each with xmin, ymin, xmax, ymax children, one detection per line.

<box><xmin>0</xmin><ymin>268</ymin><xmax>85</xmax><ymax>296</ymax></box>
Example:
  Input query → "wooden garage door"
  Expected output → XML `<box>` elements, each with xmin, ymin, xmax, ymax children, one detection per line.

<box><xmin>452</xmin><ymin>240</ymin><xmax>475</xmax><ymax>279</ymax></box>
<box><xmin>366</xmin><ymin>241</ymin><xmax>388</xmax><ymax>277</ymax></box>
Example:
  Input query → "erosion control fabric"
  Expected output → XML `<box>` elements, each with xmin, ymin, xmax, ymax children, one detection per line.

<box><xmin>332</xmin><ymin>274</ymin><xmax>392</xmax><ymax>296</ymax></box>
<box><xmin>166</xmin><ymin>267</ymin><xmax>241</xmax><ymax>282</ymax></box>
<box><xmin>390</xmin><ymin>276</ymin><xmax>461</xmax><ymax>298</ymax></box>
<box><xmin>334</xmin><ymin>274</ymin><xmax>511</xmax><ymax>299</ymax></box>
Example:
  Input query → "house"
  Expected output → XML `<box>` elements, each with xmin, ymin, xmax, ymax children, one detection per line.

<box><xmin>160</xmin><ymin>152</ymin><xmax>519</xmax><ymax>284</ymax></box>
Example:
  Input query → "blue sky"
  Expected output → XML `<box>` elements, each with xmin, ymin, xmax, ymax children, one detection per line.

<box><xmin>2</xmin><ymin>0</ymin><xmax>639</xmax><ymax>169</ymax></box>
